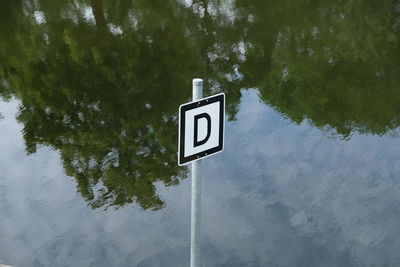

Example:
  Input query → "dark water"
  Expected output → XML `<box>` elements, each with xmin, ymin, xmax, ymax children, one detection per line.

<box><xmin>1</xmin><ymin>0</ymin><xmax>400</xmax><ymax>266</ymax></box>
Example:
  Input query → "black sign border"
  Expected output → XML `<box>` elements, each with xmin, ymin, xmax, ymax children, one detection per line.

<box><xmin>178</xmin><ymin>93</ymin><xmax>225</xmax><ymax>165</ymax></box>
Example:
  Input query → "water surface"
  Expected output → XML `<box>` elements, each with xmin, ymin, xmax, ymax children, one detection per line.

<box><xmin>1</xmin><ymin>0</ymin><xmax>400</xmax><ymax>266</ymax></box>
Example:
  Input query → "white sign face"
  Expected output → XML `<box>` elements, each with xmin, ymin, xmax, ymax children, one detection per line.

<box><xmin>178</xmin><ymin>93</ymin><xmax>225</xmax><ymax>165</ymax></box>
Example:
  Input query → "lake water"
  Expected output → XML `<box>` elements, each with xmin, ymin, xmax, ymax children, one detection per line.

<box><xmin>1</xmin><ymin>1</ymin><xmax>400</xmax><ymax>266</ymax></box>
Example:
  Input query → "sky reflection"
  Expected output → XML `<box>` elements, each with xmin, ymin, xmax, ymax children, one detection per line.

<box><xmin>1</xmin><ymin>91</ymin><xmax>400</xmax><ymax>266</ymax></box>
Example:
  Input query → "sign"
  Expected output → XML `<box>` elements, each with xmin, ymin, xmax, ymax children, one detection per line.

<box><xmin>178</xmin><ymin>93</ymin><xmax>225</xmax><ymax>165</ymax></box>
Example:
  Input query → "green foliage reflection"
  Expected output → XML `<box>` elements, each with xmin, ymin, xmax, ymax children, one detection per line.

<box><xmin>235</xmin><ymin>0</ymin><xmax>400</xmax><ymax>137</ymax></box>
<box><xmin>1</xmin><ymin>0</ymin><xmax>400</xmax><ymax>209</ymax></box>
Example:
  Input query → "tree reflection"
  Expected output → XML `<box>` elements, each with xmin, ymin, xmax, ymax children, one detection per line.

<box><xmin>235</xmin><ymin>0</ymin><xmax>400</xmax><ymax>137</ymax></box>
<box><xmin>1</xmin><ymin>0</ymin><xmax>400</xmax><ymax>209</ymax></box>
<box><xmin>0</xmin><ymin>0</ymin><xmax>225</xmax><ymax>210</ymax></box>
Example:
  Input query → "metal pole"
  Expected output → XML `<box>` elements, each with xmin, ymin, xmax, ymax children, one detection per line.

<box><xmin>191</xmin><ymin>78</ymin><xmax>203</xmax><ymax>267</ymax></box>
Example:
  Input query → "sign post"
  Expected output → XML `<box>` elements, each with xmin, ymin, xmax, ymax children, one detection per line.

<box><xmin>178</xmin><ymin>78</ymin><xmax>225</xmax><ymax>267</ymax></box>
<box><xmin>191</xmin><ymin>78</ymin><xmax>203</xmax><ymax>267</ymax></box>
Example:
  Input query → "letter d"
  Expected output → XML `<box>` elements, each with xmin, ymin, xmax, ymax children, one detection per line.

<box><xmin>194</xmin><ymin>113</ymin><xmax>211</xmax><ymax>147</ymax></box>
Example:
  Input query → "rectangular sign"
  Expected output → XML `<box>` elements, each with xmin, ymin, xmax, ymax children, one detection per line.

<box><xmin>178</xmin><ymin>93</ymin><xmax>225</xmax><ymax>165</ymax></box>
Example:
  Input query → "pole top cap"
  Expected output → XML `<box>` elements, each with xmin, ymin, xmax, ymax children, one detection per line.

<box><xmin>193</xmin><ymin>78</ymin><xmax>203</xmax><ymax>85</ymax></box>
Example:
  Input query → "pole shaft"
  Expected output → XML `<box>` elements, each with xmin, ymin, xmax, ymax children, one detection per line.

<box><xmin>191</xmin><ymin>78</ymin><xmax>203</xmax><ymax>267</ymax></box>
